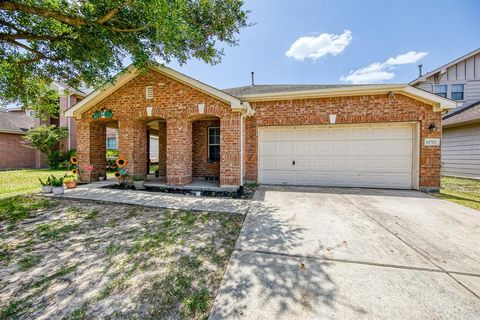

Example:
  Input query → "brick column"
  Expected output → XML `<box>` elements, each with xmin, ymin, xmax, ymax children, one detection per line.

<box><xmin>77</xmin><ymin>121</ymin><xmax>106</xmax><ymax>182</ymax></box>
<box><xmin>158</xmin><ymin>121</ymin><xmax>167</xmax><ymax>176</ymax></box>
<box><xmin>118</xmin><ymin>120</ymin><xmax>147</xmax><ymax>179</ymax></box>
<box><xmin>220</xmin><ymin>116</ymin><xmax>241</xmax><ymax>187</ymax></box>
<box><xmin>166</xmin><ymin>119</ymin><xmax>192</xmax><ymax>185</ymax></box>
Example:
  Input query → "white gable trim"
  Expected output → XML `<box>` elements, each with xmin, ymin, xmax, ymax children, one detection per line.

<box><xmin>64</xmin><ymin>65</ymin><xmax>253</xmax><ymax>118</ymax></box>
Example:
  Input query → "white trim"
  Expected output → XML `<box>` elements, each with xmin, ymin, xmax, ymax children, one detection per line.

<box><xmin>67</xmin><ymin>94</ymin><xmax>71</xmax><ymax>150</ymax></box>
<box><xmin>64</xmin><ymin>64</ymin><xmax>254</xmax><ymax>118</ymax></box>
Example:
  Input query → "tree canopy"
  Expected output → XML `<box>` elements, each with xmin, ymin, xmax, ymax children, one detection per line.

<box><xmin>0</xmin><ymin>0</ymin><xmax>249</xmax><ymax>107</ymax></box>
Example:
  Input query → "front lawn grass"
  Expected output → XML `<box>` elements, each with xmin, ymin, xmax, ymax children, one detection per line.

<box><xmin>433</xmin><ymin>176</ymin><xmax>480</xmax><ymax>211</ymax></box>
<box><xmin>0</xmin><ymin>195</ymin><xmax>244</xmax><ymax>319</ymax></box>
<box><xmin>0</xmin><ymin>169</ymin><xmax>67</xmax><ymax>198</ymax></box>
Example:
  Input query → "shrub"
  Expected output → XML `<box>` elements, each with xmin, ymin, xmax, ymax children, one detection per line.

<box><xmin>24</xmin><ymin>125</ymin><xmax>68</xmax><ymax>168</ymax></box>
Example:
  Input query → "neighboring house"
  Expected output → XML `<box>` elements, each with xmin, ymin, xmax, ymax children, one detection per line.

<box><xmin>0</xmin><ymin>108</ymin><xmax>43</xmax><ymax>169</ymax></box>
<box><xmin>410</xmin><ymin>48</ymin><xmax>480</xmax><ymax>179</ymax></box>
<box><xmin>65</xmin><ymin>65</ymin><xmax>456</xmax><ymax>191</ymax></box>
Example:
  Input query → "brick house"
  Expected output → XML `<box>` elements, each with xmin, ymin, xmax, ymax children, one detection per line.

<box><xmin>0</xmin><ymin>108</ymin><xmax>43</xmax><ymax>169</ymax></box>
<box><xmin>65</xmin><ymin>65</ymin><xmax>457</xmax><ymax>191</ymax></box>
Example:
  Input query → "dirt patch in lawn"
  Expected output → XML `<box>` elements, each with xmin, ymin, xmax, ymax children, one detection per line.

<box><xmin>0</xmin><ymin>195</ymin><xmax>244</xmax><ymax>319</ymax></box>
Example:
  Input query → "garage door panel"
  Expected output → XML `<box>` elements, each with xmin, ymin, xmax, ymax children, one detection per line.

<box><xmin>258</xmin><ymin>124</ymin><xmax>414</xmax><ymax>189</ymax></box>
<box><xmin>278</xmin><ymin>142</ymin><xmax>294</xmax><ymax>154</ymax></box>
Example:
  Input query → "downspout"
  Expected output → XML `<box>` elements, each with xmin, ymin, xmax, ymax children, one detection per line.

<box><xmin>240</xmin><ymin>113</ymin><xmax>244</xmax><ymax>186</ymax></box>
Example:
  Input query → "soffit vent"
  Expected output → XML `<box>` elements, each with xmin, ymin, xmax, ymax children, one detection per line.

<box><xmin>145</xmin><ymin>86</ymin><xmax>154</xmax><ymax>99</ymax></box>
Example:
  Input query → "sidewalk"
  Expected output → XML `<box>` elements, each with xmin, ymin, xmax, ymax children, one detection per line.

<box><xmin>48</xmin><ymin>181</ymin><xmax>250</xmax><ymax>214</ymax></box>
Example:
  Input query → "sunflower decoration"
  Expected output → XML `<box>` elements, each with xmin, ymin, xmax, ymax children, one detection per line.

<box><xmin>114</xmin><ymin>172</ymin><xmax>121</xmax><ymax>178</ymax></box>
<box><xmin>72</xmin><ymin>169</ymin><xmax>78</xmax><ymax>175</ymax></box>
<box><xmin>70</xmin><ymin>156</ymin><xmax>78</xmax><ymax>165</ymax></box>
<box><xmin>116</xmin><ymin>157</ymin><xmax>127</xmax><ymax>167</ymax></box>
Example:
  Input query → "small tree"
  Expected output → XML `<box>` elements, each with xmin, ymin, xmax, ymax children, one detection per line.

<box><xmin>24</xmin><ymin>125</ymin><xmax>68</xmax><ymax>167</ymax></box>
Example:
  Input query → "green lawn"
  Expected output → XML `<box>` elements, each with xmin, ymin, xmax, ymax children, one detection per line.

<box><xmin>433</xmin><ymin>176</ymin><xmax>480</xmax><ymax>211</ymax></box>
<box><xmin>0</xmin><ymin>169</ymin><xmax>68</xmax><ymax>199</ymax></box>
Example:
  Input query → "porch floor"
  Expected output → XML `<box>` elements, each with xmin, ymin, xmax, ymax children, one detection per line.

<box><xmin>144</xmin><ymin>175</ymin><xmax>232</xmax><ymax>191</ymax></box>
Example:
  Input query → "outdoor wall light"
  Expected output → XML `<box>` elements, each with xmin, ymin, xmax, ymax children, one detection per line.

<box><xmin>429</xmin><ymin>122</ymin><xmax>437</xmax><ymax>132</ymax></box>
<box><xmin>146</xmin><ymin>106</ymin><xmax>153</xmax><ymax>117</ymax></box>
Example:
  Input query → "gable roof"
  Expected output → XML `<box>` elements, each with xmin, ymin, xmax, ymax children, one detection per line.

<box><xmin>222</xmin><ymin>84</ymin><xmax>375</xmax><ymax>96</ymax></box>
<box><xmin>443</xmin><ymin>100</ymin><xmax>480</xmax><ymax>128</ymax></box>
<box><xmin>409</xmin><ymin>48</ymin><xmax>480</xmax><ymax>86</ymax></box>
<box><xmin>0</xmin><ymin>110</ymin><xmax>34</xmax><ymax>134</ymax></box>
<box><xmin>65</xmin><ymin>65</ymin><xmax>459</xmax><ymax>118</ymax></box>
<box><xmin>223</xmin><ymin>83</ymin><xmax>458</xmax><ymax>111</ymax></box>
<box><xmin>64</xmin><ymin>64</ymin><xmax>253</xmax><ymax>119</ymax></box>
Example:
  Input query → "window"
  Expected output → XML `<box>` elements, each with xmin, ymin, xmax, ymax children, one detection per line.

<box><xmin>434</xmin><ymin>85</ymin><xmax>447</xmax><ymax>98</ymax></box>
<box><xmin>208</xmin><ymin>127</ymin><xmax>220</xmax><ymax>163</ymax></box>
<box><xmin>451</xmin><ymin>84</ymin><xmax>464</xmax><ymax>101</ymax></box>
<box><xmin>106</xmin><ymin>137</ymin><xmax>117</xmax><ymax>149</ymax></box>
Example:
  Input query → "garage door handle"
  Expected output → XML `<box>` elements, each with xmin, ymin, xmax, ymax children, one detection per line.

<box><xmin>292</xmin><ymin>160</ymin><xmax>295</xmax><ymax>165</ymax></box>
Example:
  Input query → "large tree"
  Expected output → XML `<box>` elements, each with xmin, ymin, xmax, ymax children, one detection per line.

<box><xmin>0</xmin><ymin>0</ymin><xmax>249</xmax><ymax>107</ymax></box>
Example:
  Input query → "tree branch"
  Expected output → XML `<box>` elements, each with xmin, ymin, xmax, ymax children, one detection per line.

<box><xmin>0</xmin><ymin>1</ymin><xmax>148</xmax><ymax>33</ymax></box>
<box><xmin>0</xmin><ymin>18</ymin><xmax>23</xmax><ymax>33</ymax></box>
<box><xmin>0</xmin><ymin>1</ymin><xmax>89</xmax><ymax>26</ymax></box>
<box><xmin>6</xmin><ymin>39</ymin><xmax>47</xmax><ymax>64</ymax></box>
<box><xmin>0</xmin><ymin>33</ymin><xmax>61</xmax><ymax>41</ymax></box>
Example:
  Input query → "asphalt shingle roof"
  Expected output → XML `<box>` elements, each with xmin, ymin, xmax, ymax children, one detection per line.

<box><xmin>0</xmin><ymin>110</ymin><xmax>35</xmax><ymax>134</ymax></box>
<box><xmin>443</xmin><ymin>101</ymin><xmax>480</xmax><ymax>126</ymax></box>
<box><xmin>222</xmin><ymin>84</ymin><xmax>373</xmax><ymax>97</ymax></box>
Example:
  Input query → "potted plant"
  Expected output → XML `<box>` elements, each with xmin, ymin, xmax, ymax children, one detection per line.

<box><xmin>51</xmin><ymin>175</ymin><xmax>65</xmax><ymax>195</ymax></box>
<box><xmin>132</xmin><ymin>175</ymin><xmax>145</xmax><ymax>190</ymax></box>
<box><xmin>39</xmin><ymin>176</ymin><xmax>53</xmax><ymax>194</ymax></box>
<box><xmin>64</xmin><ymin>174</ymin><xmax>77</xmax><ymax>189</ymax></box>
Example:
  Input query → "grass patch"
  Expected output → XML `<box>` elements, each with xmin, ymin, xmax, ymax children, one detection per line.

<box><xmin>36</xmin><ymin>222</ymin><xmax>80</xmax><ymax>241</ymax></box>
<box><xmin>0</xmin><ymin>195</ymin><xmax>53</xmax><ymax>224</ymax></box>
<box><xmin>0</xmin><ymin>298</ymin><xmax>32</xmax><ymax>320</ymax></box>
<box><xmin>18</xmin><ymin>254</ymin><xmax>42</xmax><ymax>270</ymax></box>
<box><xmin>433</xmin><ymin>177</ymin><xmax>480</xmax><ymax>211</ymax></box>
<box><xmin>0</xmin><ymin>169</ymin><xmax>67</xmax><ymax>198</ymax></box>
<box><xmin>32</xmin><ymin>264</ymin><xmax>77</xmax><ymax>289</ymax></box>
<box><xmin>0</xmin><ymin>199</ymin><xmax>245</xmax><ymax>319</ymax></box>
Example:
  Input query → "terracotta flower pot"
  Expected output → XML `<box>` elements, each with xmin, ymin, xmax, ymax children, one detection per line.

<box><xmin>65</xmin><ymin>180</ymin><xmax>77</xmax><ymax>189</ymax></box>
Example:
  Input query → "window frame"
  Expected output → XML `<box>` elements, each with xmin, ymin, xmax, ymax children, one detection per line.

<box><xmin>433</xmin><ymin>85</ymin><xmax>448</xmax><ymax>98</ymax></box>
<box><xmin>207</xmin><ymin>126</ymin><xmax>220</xmax><ymax>163</ymax></box>
<box><xmin>450</xmin><ymin>84</ymin><xmax>465</xmax><ymax>101</ymax></box>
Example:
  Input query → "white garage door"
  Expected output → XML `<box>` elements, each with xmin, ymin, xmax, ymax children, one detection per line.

<box><xmin>258</xmin><ymin>123</ymin><xmax>415</xmax><ymax>189</ymax></box>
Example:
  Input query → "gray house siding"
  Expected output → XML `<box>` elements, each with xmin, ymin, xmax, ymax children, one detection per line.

<box><xmin>415</xmin><ymin>52</ymin><xmax>480</xmax><ymax>106</ymax></box>
<box><xmin>442</xmin><ymin>124</ymin><xmax>480</xmax><ymax>179</ymax></box>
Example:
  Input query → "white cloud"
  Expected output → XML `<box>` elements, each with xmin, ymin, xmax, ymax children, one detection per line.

<box><xmin>385</xmin><ymin>51</ymin><xmax>428</xmax><ymax>65</ymax></box>
<box><xmin>340</xmin><ymin>51</ymin><xmax>428</xmax><ymax>84</ymax></box>
<box><xmin>286</xmin><ymin>30</ymin><xmax>352</xmax><ymax>61</ymax></box>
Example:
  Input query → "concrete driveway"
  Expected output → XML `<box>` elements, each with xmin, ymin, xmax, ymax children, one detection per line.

<box><xmin>209</xmin><ymin>186</ymin><xmax>480</xmax><ymax>319</ymax></box>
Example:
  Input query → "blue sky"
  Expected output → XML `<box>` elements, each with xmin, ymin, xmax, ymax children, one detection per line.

<box><xmin>170</xmin><ymin>0</ymin><xmax>480</xmax><ymax>89</ymax></box>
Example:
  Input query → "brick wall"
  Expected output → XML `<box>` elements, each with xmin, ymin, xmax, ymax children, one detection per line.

<box><xmin>0</xmin><ymin>133</ymin><xmax>41</xmax><ymax>169</ymax></box>
<box><xmin>192</xmin><ymin>119</ymin><xmax>220</xmax><ymax>178</ymax></box>
<box><xmin>76</xmin><ymin>70</ymin><xmax>241</xmax><ymax>185</ymax></box>
<box><xmin>245</xmin><ymin>94</ymin><xmax>442</xmax><ymax>189</ymax></box>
